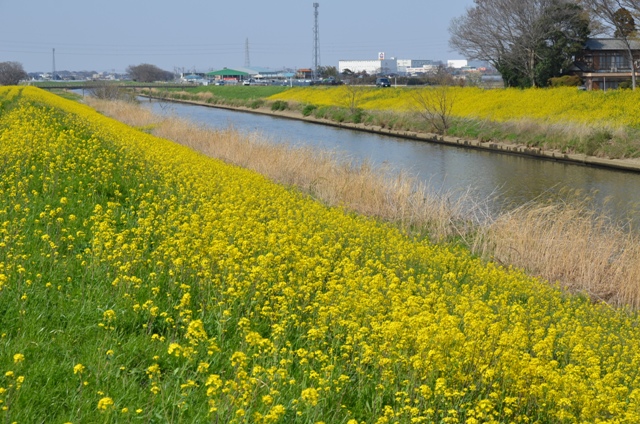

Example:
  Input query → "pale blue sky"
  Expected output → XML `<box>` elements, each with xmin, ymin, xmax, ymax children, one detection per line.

<box><xmin>0</xmin><ymin>0</ymin><xmax>474</xmax><ymax>73</ymax></box>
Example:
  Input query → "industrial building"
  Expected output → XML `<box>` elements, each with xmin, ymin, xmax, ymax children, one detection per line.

<box><xmin>397</xmin><ymin>59</ymin><xmax>440</xmax><ymax>73</ymax></box>
<box><xmin>339</xmin><ymin>54</ymin><xmax>451</xmax><ymax>76</ymax></box>
<box><xmin>338</xmin><ymin>53</ymin><xmax>398</xmax><ymax>75</ymax></box>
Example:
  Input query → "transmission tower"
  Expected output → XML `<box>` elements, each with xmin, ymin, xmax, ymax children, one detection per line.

<box><xmin>52</xmin><ymin>48</ymin><xmax>56</xmax><ymax>81</ymax></box>
<box><xmin>244</xmin><ymin>38</ymin><xmax>251</xmax><ymax>68</ymax></box>
<box><xmin>312</xmin><ymin>3</ymin><xmax>320</xmax><ymax>80</ymax></box>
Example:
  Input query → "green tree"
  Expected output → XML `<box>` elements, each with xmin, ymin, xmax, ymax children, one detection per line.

<box><xmin>613</xmin><ymin>7</ymin><xmax>636</xmax><ymax>37</ymax></box>
<box><xmin>536</xmin><ymin>2</ymin><xmax>591</xmax><ymax>86</ymax></box>
<box><xmin>317</xmin><ymin>66</ymin><xmax>338</xmax><ymax>78</ymax></box>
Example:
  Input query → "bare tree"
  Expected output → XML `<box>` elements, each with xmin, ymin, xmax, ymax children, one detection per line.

<box><xmin>450</xmin><ymin>0</ymin><xmax>590</xmax><ymax>87</ymax></box>
<box><xmin>580</xmin><ymin>0</ymin><xmax>638</xmax><ymax>89</ymax></box>
<box><xmin>126</xmin><ymin>63</ymin><xmax>174</xmax><ymax>83</ymax></box>
<box><xmin>0</xmin><ymin>61</ymin><xmax>28</xmax><ymax>86</ymax></box>
<box><xmin>411</xmin><ymin>77</ymin><xmax>457</xmax><ymax>135</ymax></box>
<box><xmin>341</xmin><ymin>84</ymin><xmax>366</xmax><ymax>113</ymax></box>
<box><xmin>88</xmin><ymin>81</ymin><xmax>137</xmax><ymax>102</ymax></box>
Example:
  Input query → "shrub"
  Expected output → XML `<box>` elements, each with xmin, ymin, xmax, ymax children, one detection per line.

<box><xmin>618</xmin><ymin>80</ymin><xmax>633</xmax><ymax>90</ymax></box>
<box><xmin>329</xmin><ymin>107</ymin><xmax>347</xmax><ymax>123</ymax></box>
<box><xmin>548</xmin><ymin>75</ymin><xmax>582</xmax><ymax>87</ymax></box>
<box><xmin>302</xmin><ymin>104</ymin><xmax>317</xmax><ymax>116</ymax></box>
<box><xmin>270</xmin><ymin>100</ymin><xmax>288</xmax><ymax>111</ymax></box>
<box><xmin>351</xmin><ymin>109</ymin><xmax>365</xmax><ymax>124</ymax></box>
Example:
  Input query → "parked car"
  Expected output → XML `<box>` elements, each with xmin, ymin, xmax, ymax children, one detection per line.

<box><xmin>376</xmin><ymin>77</ymin><xmax>391</xmax><ymax>87</ymax></box>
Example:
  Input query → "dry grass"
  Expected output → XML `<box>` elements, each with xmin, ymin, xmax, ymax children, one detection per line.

<box><xmin>86</xmin><ymin>98</ymin><xmax>640</xmax><ymax>309</ymax></box>
<box><xmin>473</xmin><ymin>196</ymin><xmax>640</xmax><ymax>307</ymax></box>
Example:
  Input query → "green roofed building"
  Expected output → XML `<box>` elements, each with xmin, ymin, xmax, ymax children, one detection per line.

<box><xmin>206</xmin><ymin>68</ymin><xmax>250</xmax><ymax>83</ymax></box>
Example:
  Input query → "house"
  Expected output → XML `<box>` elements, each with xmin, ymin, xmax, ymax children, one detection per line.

<box><xmin>570</xmin><ymin>38</ymin><xmax>640</xmax><ymax>90</ymax></box>
<box><xmin>296</xmin><ymin>68</ymin><xmax>314</xmax><ymax>80</ymax></box>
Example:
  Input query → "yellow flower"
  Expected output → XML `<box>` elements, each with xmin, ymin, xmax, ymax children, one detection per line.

<box><xmin>102</xmin><ymin>309</ymin><xmax>116</xmax><ymax>322</ymax></box>
<box><xmin>73</xmin><ymin>364</ymin><xmax>85</xmax><ymax>375</ymax></box>
<box><xmin>97</xmin><ymin>396</ymin><xmax>114</xmax><ymax>411</ymax></box>
<box><xmin>13</xmin><ymin>353</ymin><xmax>24</xmax><ymax>364</ymax></box>
<box><xmin>301</xmin><ymin>387</ymin><xmax>320</xmax><ymax>406</ymax></box>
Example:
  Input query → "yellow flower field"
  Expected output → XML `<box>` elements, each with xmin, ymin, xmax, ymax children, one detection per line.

<box><xmin>2</xmin><ymin>86</ymin><xmax>640</xmax><ymax>422</ymax></box>
<box><xmin>269</xmin><ymin>86</ymin><xmax>640</xmax><ymax>128</ymax></box>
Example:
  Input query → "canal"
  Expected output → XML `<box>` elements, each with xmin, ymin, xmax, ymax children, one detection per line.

<box><xmin>142</xmin><ymin>99</ymin><xmax>640</xmax><ymax>226</ymax></box>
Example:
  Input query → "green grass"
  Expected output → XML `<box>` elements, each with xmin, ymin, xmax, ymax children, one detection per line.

<box><xmin>167</xmin><ymin>85</ymin><xmax>289</xmax><ymax>100</ymax></box>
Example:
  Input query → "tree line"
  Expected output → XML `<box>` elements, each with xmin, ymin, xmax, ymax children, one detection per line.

<box><xmin>449</xmin><ymin>0</ymin><xmax>640</xmax><ymax>88</ymax></box>
<box><xmin>0</xmin><ymin>62</ymin><xmax>175</xmax><ymax>86</ymax></box>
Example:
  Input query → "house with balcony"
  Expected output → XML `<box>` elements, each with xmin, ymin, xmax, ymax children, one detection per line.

<box><xmin>570</xmin><ymin>38</ymin><xmax>640</xmax><ymax>90</ymax></box>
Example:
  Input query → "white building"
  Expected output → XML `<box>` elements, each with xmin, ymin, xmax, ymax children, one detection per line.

<box><xmin>339</xmin><ymin>53</ymin><xmax>397</xmax><ymax>75</ymax></box>
<box><xmin>447</xmin><ymin>59</ymin><xmax>468</xmax><ymax>69</ymax></box>
<box><xmin>405</xmin><ymin>65</ymin><xmax>439</xmax><ymax>76</ymax></box>
<box><xmin>397</xmin><ymin>59</ymin><xmax>440</xmax><ymax>74</ymax></box>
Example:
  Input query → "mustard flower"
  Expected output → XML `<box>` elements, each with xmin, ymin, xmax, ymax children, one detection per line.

<box><xmin>97</xmin><ymin>396</ymin><xmax>114</xmax><ymax>411</ymax></box>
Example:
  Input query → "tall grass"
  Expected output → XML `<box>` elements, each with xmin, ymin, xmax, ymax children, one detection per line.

<box><xmin>87</xmin><ymin>98</ymin><xmax>475</xmax><ymax>242</ymax></box>
<box><xmin>87</xmin><ymin>98</ymin><xmax>640</xmax><ymax>309</ymax></box>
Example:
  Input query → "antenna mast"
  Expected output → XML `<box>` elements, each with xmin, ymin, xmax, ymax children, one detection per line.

<box><xmin>244</xmin><ymin>38</ymin><xmax>251</xmax><ymax>68</ymax></box>
<box><xmin>312</xmin><ymin>3</ymin><xmax>320</xmax><ymax>80</ymax></box>
<box><xmin>52</xmin><ymin>48</ymin><xmax>56</xmax><ymax>80</ymax></box>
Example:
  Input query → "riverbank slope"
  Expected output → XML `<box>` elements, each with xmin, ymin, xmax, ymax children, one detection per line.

<box><xmin>142</xmin><ymin>87</ymin><xmax>640</xmax><ymax>173</ymax></box>
<box><xmin>5</xmin><ymin>84</ymin><xmax>640</xmax><ymax>424</ymax></box>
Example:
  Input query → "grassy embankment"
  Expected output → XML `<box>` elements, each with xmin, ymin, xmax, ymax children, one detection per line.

<box><xmin>3</xmin><ymin>86</ymin><xmax>640</xmax><ymax>422</ymax></box>
<box><xmin>147</xmin><ymin>85</ymin><xmax>289</xmax><ymax>109</ymax></box>
<box><xmin>148</xmin><ymin>85</ymin><xmax>640</xmax><ymax>159</ymax></box>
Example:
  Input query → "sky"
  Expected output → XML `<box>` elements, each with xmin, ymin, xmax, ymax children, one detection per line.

<box><xmin>0</xmin><ymin>0</ymin><xmax>475</xmax><ymax>74</ymax></box>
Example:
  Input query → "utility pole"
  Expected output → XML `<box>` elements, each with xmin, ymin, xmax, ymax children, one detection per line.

<box><xmin>244</xmin><ymin>38</ymin><xmax>251</xmax><ymax>68</ymax></box>
<box><xmin>52</xmin><ymin>48</ymin><xmax>56</xmax><ymax>81</ymax></box>
<box><xmin>312</xmin><ymin>3</ymin><xmax>320</xmax><ymax>81</ymax></box>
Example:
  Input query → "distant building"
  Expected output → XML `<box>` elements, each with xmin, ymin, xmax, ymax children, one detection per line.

<box><xmin>339</xmin><ymin>53</ymin><xmax>398</xmax><ymax>75</ymax></box>
<box><xmin>397</xmin><ymin>59</ymin><xmax>440</xmax><ymax>74</ymax></box>
<box><xmin>569</xmin><ymin>38</ymin><xmax>640</xmax><ymax>90</ymax></box>
<box><xmin>447</xmin><ymin>60</ymin><xmax>468</xmax><ymax>69</ymax></box>
<box><xmin>406</xmin><ymin>66</ymin><xmax>439</xmax><ymax>76</ymax></box>
<box><xmin>296</xmin><ymin>68</ymin><xmax>314</xmax><ymax>79</ymax></box>
<box><xmin>206</xmin><ymin>68</ymin><xmax>249</xmax><ymax>83</ymax></box>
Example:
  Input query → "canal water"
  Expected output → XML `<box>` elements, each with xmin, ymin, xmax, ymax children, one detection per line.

<box><xmin>142</xmin><ymin>99</ymin><xmax>640</xmax><ymax>226</ymax></box>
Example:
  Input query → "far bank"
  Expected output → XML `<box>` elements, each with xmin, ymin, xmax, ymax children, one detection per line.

<box><xmin>139</xmin><ymin>86</ymin><xmax>640</xmax><ymax>174</ymax></box>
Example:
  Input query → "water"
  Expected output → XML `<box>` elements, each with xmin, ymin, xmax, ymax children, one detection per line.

<box><xmin>142</xmin><ymin>98</ymin><xmax>640</xmax><ymax>225</ymax></box>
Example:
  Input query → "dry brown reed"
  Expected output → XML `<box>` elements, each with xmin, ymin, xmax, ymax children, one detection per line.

<box><xmin>86</xmin><ymin>98</ymin><xmax>640</xmax><ymax>309</ymax></box>
<box><xmin>473</xmin><ymin>196</ymin><xmax>640</xmax><ymax>307</ymax></box>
